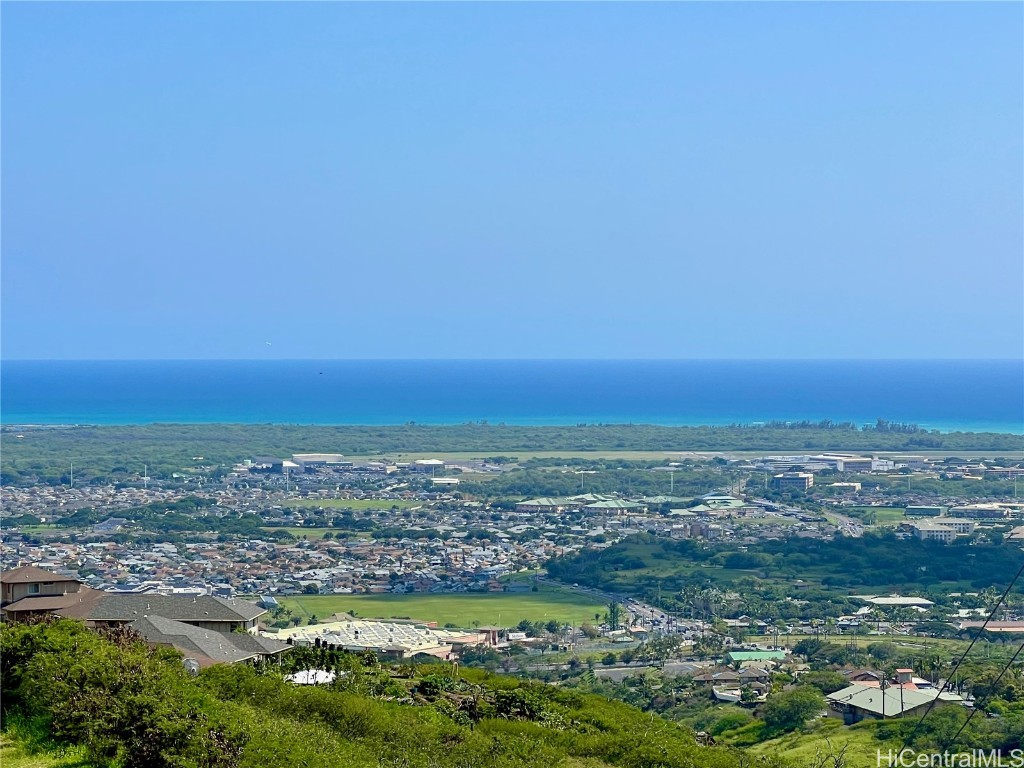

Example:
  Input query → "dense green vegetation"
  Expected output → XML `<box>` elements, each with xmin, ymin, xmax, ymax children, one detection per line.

<box><xmin>759</xmin><ymin>472</ymin><xmax>1023</xmax><ymax>502</ymax></box>
<box><xmin>547</xmin><ymin>532</ymin><xmax>1024</xmax><ymax>615</ymax></box>
<box><xmin>549</xmin><ymin>633</ymin><xmax>1023</xmax><ymax>758</ymax></box>
<box><xmin>546</xmin><ymin>644</ymin><xmax>1022</xmax><ymax>762</ymax></box>
<box><xmin>1</xmin><ymin>619</ymin><xmax>775</xmax><ymax>768</ymax></box>
<box><xmin>3</xmin><ymin>422</ymin><xmax>1020</xmax><ymax>485</ymax></box>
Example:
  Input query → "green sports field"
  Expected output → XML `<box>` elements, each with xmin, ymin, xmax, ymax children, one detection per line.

<box><xmin>278</xmin><ymin>588</ymin><xmax>607</xmax><ymax>628</ymax></box>
<box><xmin>259</xmin><ymin>527</ymin><xmax>360</xmax><ymax>541</ymax></box>
<box><xmin>843</xmin><ymin>506</ymin><xmax>907</xmax><ymax>526</ymax></box>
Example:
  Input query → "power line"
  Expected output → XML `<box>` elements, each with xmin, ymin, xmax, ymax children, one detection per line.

<box><xmin>898</xmin><ymin>559</ymin><xmax>1024</xmax><ymax>752</ymax></box>
<box><xmin>945</xmin><ymin>639</ymin><xmax>1024</xmax><ymax>749</ymax></box>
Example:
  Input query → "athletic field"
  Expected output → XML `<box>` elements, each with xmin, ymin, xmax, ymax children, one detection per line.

<box><xmin>278</xmin><ymin>588</ymin><xmax>607</xmax><ymax>628</ymax></box>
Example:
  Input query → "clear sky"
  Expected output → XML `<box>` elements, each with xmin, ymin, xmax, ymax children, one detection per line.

<box><xmin>2</xmin><ymin>2</ymin><xmax>1021</xmax><ymax>360</ymax></box>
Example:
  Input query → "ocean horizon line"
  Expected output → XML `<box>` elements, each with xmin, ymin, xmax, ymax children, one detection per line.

<box><xmin>3</xmin><ymin>420</ymin><xmax>1023</xmax><ymax>436</ymax></box>
<box><xmin>3</xmin><ymin>359</ymin><xmax>1021</xmax><ymax>435</ymax></box>
<box><xmin>4</xmin><ymin>357</ymin><xmax>1024</xmax><ymax>363</ymax></box>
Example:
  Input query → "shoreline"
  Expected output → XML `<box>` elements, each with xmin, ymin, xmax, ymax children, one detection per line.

<box><xmin>4</xmin><ymin>360</ymin><xmax>1020</xmax><ymax>436</ymax></box>
<box><xmin>3</xmin><ymin>420</ymin><xmax>1022</xmax><ymax>436</ymax></box>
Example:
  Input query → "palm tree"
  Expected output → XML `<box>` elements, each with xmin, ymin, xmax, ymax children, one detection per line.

<box><xmin>678</xmin><ymin>584</ymin><xmax>701</xmax><ymax>620</ymax></box>
<box><xmin>869</xmin><ymin>608</ymin><xmax>884</xmax><ymax>633</ymax></box>
<box><xmin>773</xmin><ymin>619</ymin><xmax>788</xmax><ymax>649</ymax></box>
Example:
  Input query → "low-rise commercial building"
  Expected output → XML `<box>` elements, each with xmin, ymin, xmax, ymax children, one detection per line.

<box><xmin>773</xmin><ymin>473</ymin><xmax>814</xmax><ymax>492</ymax></box>
<box><xmin>271</xmin><ymin>619</ymin><xmax>487</xmax><ymax>660</ymax></box>
<box><xmin>905</xmin><ymin>505</ymin><xmax>946</xmax><ymax>517</ymax></box>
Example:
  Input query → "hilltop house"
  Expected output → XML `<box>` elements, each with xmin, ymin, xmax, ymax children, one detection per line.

<box><xmin>0</xmin><ymin>566</ymin><xmax>288</xmax><ymax>667</ymax></box>
<box><xmin>827</xmin><ymin>683</ymin><xmax>963</xmax><ymax>724</ymax></box>
<box><xmin>1</xmin><ymin>565</ymin><xmax>102</xmax><ymax>620</ymax></box>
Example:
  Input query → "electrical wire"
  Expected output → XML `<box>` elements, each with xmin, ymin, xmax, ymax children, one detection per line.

<box><xmin>901</xmin><ymin>561</ymin><xmax>1024</xmax><ymax>753</ymax></box>
<box><xmin>945</xmin><ymin>639</ymin><xmax>1024</xmax><ymax>749</ymax></box>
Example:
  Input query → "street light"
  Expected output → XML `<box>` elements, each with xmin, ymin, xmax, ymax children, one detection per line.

<box><xmin>575</xmin><ymin>470</ymin><xmax>597</xmax><ymax>492</ymax></box>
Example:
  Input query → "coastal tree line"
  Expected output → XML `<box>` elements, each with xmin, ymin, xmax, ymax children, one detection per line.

<box><xmin>3</xmin><ymin>422</ymin><xmax>1021</xmax><ymax>486</ymax></box>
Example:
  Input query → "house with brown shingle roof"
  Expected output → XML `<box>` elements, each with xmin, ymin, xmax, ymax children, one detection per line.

<box><xmin>131</xmin><ymin>615</ymin><xmax>289</xmax><ymax>668</ymax></box>
<box><xmin>1</xmin><ymin>565</ymin><xmax>285</xmax><ymax>667</ymax></box>
<box><xmin>1</xmin><ymin>565</ymin><xmax>96</xmax><ymax>616</ymax></box>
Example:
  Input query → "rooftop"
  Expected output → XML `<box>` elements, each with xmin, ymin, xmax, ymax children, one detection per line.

<box><xmin>828</xmin><ymin>683</ymin><xmax>962</xmax><ymax>717</ymax></box>
<box><xmin>0</xmin><ymin>565</ymin><xmax>80</xmax><ymax>584</ymax></box>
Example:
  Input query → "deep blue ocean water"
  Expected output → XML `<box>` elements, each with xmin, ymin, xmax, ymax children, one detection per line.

<box><xmin>1</xmin><ymin>360</ymin><xmax>1022</xmax><ymax>433</ymax></box>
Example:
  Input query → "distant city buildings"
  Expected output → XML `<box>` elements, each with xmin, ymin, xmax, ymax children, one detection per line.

<box><xmin>905</xmin><ymin>505</ymin><xmax>946</xmax><ymax>517</ymax></box>
<box><xmin>772</xmin><ymin>472</ymin><xmax>814</xmax><ymax>492</ymax></box>
<box><xmin>911</xmin><ymin>518</ymin><xmax>973</xmax><ymax>543</ymax></box>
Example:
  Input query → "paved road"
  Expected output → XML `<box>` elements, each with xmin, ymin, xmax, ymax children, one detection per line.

<box><xmin>538</xmin><ymin>577</ymin><xmax>707</xmax><ymax>638</ymax></box>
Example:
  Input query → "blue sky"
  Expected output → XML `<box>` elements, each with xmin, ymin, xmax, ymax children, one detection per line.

<box><xmin>2</xmin><ymin>2</ymin><xmax>1021</xmax><ymax>360</ymax></box>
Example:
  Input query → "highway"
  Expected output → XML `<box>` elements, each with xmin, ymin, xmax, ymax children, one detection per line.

<box><xmin>538</xmin><ymin>577</ymin><xmax>708</xmax><ymax>639</ymax></box>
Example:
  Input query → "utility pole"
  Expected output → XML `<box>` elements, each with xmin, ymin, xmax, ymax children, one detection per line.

<box><xmin>70</xmin><ymin>460</ymin><xmax>74</xmax><ymax>489</ymax></box>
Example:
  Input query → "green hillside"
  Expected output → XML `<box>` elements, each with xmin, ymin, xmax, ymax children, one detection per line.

<box><xmin>0</xmin><ymin>619</ymin><xmax>782</xmax><ymax>768</ymax></box>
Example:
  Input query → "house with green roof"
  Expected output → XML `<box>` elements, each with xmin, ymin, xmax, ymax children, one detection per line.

<box><xmin>726</xmin><ymin>649</ymin><xmax>787</xmax><ymax>666</ymax></box>
<box><xmin>643</xmin><ymin>496</ymin><xmax>692</xmax><ymax>506</ymax></box>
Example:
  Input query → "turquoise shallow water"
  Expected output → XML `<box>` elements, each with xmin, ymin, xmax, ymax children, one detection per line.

<box><xmin>1</xmin><ymin>359</ymin><xmax>1022</xmax><ymax>433</ymax></box>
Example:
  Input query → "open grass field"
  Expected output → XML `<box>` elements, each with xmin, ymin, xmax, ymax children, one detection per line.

<box><xmin>844</xmin><ymin>506</ymin><xmax>907</xmax><ymax>526</ymax></box>
<box><xmin>282</xmin><ymin>498</ymin><xmax>422</xmax><ymax>510</ymax></box>
<box><xmin>745</xmin><ymin>719</ymin><xmax>897</xmax><ymax>768</ymax></box>
<box><xmin>353</xmin><ymin>451</ymin><xmax>698</xmax><ymax>463</ymax></box>
<box><xmin>278</xmin><ymin>588</ymin><xmax>607</xmax><ymax>628</ymax></box>
<box><xmin>0</xmin><ymin>733</ymin><xmax>90</xmax><ymax>768</ymax></box>
<box><xmin>259</xmin><ymin>527</ymin><xmax>369</xmax><ymax>541</ymax></box>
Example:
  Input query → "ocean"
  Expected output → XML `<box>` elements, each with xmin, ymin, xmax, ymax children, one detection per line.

<box><xmin>1</xmin><ymin>359</ymin><xmax>1022</xmax><ymax>433</ymax></box>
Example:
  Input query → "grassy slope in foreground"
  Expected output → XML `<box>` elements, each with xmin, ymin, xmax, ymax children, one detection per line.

<box><xmin>3</xmin><ymin>619</ymin><xmax>762</xmax><ymax>768</ymax></box>
<box><xmin>746</xmin><ymin>719</ymin><xmax>902</xmax><ymax>768</ymax></box>
<box><xmin>278</xmin><ymin>588</ymin><xmax>608</xmax><ymax>627</ymax></box>
<box><xmin>0</xmin><ymin>732</ymin><xmax>91</xmax><ymax>768</ymax></box>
